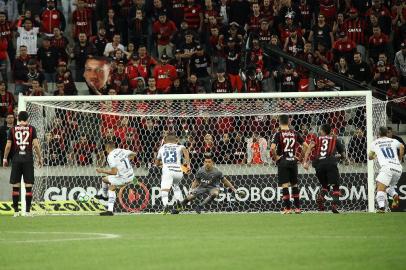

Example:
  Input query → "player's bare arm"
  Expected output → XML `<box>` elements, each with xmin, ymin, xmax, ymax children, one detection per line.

<box><xmin>270</xmin><ymin>143</ymin><xmax>280</xmax><ymax>162</ymax></box>
<box><xmin>222</xmin><ymin>177</ymin><xmax>237</xmax><ymax>192</ymax></box>
<box><xmin>96</xmin><ymin>167</ymin><xmax>118</xmax><ymax>175</ymax></box>
<box><xmin>33</xmin><ymin>138</ymin><xmax>43</xmax><ymax>166</ymax></box>
<box><xmin>303</xmin><ymin>141</ymin><xmax>315</xmax><ymax>170</ymax></box>
<box><xmin>399</xmin><ymin>144</ymin><xmax>405</xmax><ymax>162</ymax></box>
<box><xmin>182</xmin><ymin>147</ymin><xmax>191</xmax><ymax>172</ymax></box>
<box><xmin>2</xmin><ymin>139</ymin><xmax>12</xmax><ymax>167</ymax></box>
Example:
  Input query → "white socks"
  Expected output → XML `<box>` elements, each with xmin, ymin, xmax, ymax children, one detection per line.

<box><xmin>386</xmin><ymin>186</ymin><xmax>398</xmax><ymax>198</ymax></box>
<box><xmin>161</xmin><ymin>191</ymin><xmax>169</xmax><ymax>207</ymax></box>
<box><xmin>172</xmin><ymin>185</ymin><xmax>183</xmax><ymax>202</ymax></box>
<box><xmin>376</xmin><ymin>191</ymin><xmax>387</xmax><ymax>209</ymax></box>
<box><xmin>102</xmin><ymin>182</ymin><xmax>108</xmax><ymax>197</ymax></box>
<box><xmin>108</xmin><ymin>190</ymin><xmax>116</xmax><ymax>212</ymax></box>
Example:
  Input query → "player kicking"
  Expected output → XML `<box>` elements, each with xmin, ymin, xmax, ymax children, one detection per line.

<box><xmin>303</xmin><ymin>124</ymin><xmax>346</xmax><ymax>213</ymax></box>
<box><xmin>95</xmin><ymin>142</ymin><xmax>136</xmax><ymax>216</ymax></box>
<box><xmin>271</xmin><ymin>114</ymin><xmax>308</xmax><ymax>214</ymax></box>
<box><xmin>369</xmin><ymin>127</ymin><xmax>404</xmax><ymax>213</ymax></box>
<box><xmin>180</xmin><ymin>153</ymin><xmax>241</xmax><ymax>214</ymax></box>
<box><xmin>3</xmin><ymin>111</ymin><xmax>42</xmax><ymax>217</ymax></box>
<box><xmin>156</xmin><ymin>132</ymin><xmax>191</xmax><ymax>214</ymax></box>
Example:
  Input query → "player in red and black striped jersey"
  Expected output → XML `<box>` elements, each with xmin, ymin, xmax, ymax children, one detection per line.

<box><xmin>303</xmin><ymin>123</ymin><xmax>346</xmax><ymax>213</ymax></box>
<box><xmin>271</xmin><ymin>114</ymin><xmax>308</xmax><ymax>214</ymax></box>
<box><xmin>3</xmin><ymin>111</ymin><xmax>42</xmax><ymax>217</ymax></box>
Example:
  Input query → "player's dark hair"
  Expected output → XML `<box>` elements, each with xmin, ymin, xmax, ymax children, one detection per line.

<box><xmin>18</xmin><ymin>111</ymin><xmax>29</xmax><ymax>122</ymax></box>
<box><xmin>279</xmin><ymin>114</ymin><xmax>289</xmax><ymax>125</ymax></box>
<box><xmin>379</xmin><ymin>126</ymin><xmax>388</xmax><ymax>137</ymax></box>
<box><xmin>320</xmin><ymin>124</ymin><xmax>331</xmax><ymax>135</ymax></box>
<box><xmin>387</xmin><ymin>127</ymin><xmax>393</xmax><ymax>132</ymax></box>
<box><xmin>204</xmin><ymin>152</ymin><xmax>213</xmax><ymax>160</ymax></box>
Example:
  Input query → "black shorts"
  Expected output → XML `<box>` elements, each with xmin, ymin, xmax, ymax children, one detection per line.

<box><xmin>192</xmin><ymin>186</ymin><xmax>219</xmax><ymax>196</ymax></box>
<box><xmin>9</xmin><ymin>161</ymin><xmax>35</xmax><ymax>184</ymax></box>
<box><xmin>277</xmin><ymin>160</ymin><xmax>298</xmax><ymax>185</ymax></box>
<box><xmin>314</xmin><ymin>163</ymin><xmax>340</xmax><ymax>186</ymax></box>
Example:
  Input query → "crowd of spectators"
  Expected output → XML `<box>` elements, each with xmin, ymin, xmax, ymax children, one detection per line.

<box><xmin>0</xmin><ymin>0</ymin><xmax>405</xmax><ymax>169</ymax></box>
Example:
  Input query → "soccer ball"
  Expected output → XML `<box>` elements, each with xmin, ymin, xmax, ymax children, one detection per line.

<box><xmin>78</xmin><ymin>192</ymin><xmax>90</xmax><ymax>202</ymax></box>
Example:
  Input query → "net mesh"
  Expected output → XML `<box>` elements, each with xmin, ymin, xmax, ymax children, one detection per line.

<box><xmin>25</xmin><ymin>94</ymin><xmax>387</xmax><ymax>213</ymax></box>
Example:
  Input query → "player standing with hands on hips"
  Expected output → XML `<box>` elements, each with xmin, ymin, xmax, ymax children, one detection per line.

<box><xmin>3</xmin><ymin>111</ymin><xmax>42</xmax><ymax>217</ymax></box>
<box><xmin>369</xmin><ymin>127</ymin><xmax>404</xmax><ymax>213</ymax></box>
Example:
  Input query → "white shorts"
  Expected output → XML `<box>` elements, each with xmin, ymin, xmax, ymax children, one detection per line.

<box><xmin>107</xmin><ymin>174</ymin><xmax>133</xmax><ymax>186</ymax></box>
<box><xmin>376</xmin><ymin>166</ymin><xmax>402</xmax><ymax>187</ymax></box>
<box><xmin>161</xmin><ymin>167</ymin><xmax>183</xmax><ymax>190</ymax></box>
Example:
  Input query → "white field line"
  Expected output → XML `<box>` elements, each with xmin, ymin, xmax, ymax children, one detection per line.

<box><xmin>0</xmin><ymin>231</ymin><xmax>121</xmax><ymax>243</ymax></box>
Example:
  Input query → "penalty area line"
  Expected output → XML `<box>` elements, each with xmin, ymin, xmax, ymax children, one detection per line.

<box><xmin>0</xmin><ymin>231</ymin><xmax>121</xmax><ymax>243</ymax></box>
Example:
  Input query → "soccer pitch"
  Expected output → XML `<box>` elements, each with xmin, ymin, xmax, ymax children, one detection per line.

<box><xmin>1</xmin><ymin>213</ymin><xmax>405</xmax><ymax>270</ymax></box>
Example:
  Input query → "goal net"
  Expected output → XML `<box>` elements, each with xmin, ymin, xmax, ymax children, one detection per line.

<box><xmin>20</xmin><ymin>92</ymin><xmax>383</xmax><ymax>214</ymax></box>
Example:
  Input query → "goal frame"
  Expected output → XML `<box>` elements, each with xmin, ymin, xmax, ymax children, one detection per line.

<box><xmin>18</xmin><ymin>91</ymin><xmax>375</xmax><ymax>213</ymax></box>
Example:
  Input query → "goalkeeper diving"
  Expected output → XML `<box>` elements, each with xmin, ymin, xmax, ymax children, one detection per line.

<box><xmin>178</xmin><ymin>152</ymin><xmax>245</xmax><ymax>214</ymax></box>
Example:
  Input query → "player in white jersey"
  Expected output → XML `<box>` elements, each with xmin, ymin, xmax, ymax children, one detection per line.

<box><xmin>16</xmin><ymin>19</ymin><xmax>39</xmax><ymax>56</ymax></box>
<box><xmin>369</xmin><ymin>127</ymin><xmax>404</xmax><ymax>213</ymax></box>
<box><xmin>156</xmin><ymin>132</ymin><xmax>190</xmax><ymax>214</ymax></box>
<box><xmin>95</xmin><ymin>142</ymin><xmax>136</xmax><ymax>216</ymax></box>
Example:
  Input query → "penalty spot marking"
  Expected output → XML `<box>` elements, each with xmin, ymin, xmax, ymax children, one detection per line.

<box><xmin>0</xmin><ymin>231</ymin><xmax>121</xmax><ymax>243</ymax></box>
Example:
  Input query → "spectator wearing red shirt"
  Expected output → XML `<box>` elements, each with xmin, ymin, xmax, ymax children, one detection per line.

<box><xmin>40</xmin><ymin>0</ymin><xmax>66</xmax><ymax>36</ymax></box>
<box><xmin>243</xmin><ymin>68</ymin><xmax>262</xmax><ymax>93</ymax></box>
<box><xmin>72</xmin><ymin>0</ymin><xmax>93</xmax><ymax>40</ymax></box>
<box><xmin>319</xmin><ymin>0</ymin><xmax>337</xmax><ymax>26</ymax></box>
<box><xmin>110</xmin><ymin>61</ymin><xmax>129</xmax><ymax>94</ymax></box>
<box><xmin>0</xmin><ymin>37</ymin><xmax>7</xmax><ymax>82</ymax></box>
<box><xmin>153</xmin><ymin>54</ymin><xmax>177</xmax><ymax>93</ymax></box>
<box><xmin>126</xmin><ymin>54</ymin><xmax>148</xmax><ymax>91</ymax></box>
<box><xmin>332</xmin><ymin>31</ymin><xmax>356</xmax><ymax>64</ymax></box>
<box><xmin>0</xmin><ymin>11</ymin><xmax>15</xmax><ymax>65</ymax></box>
<box><xmin>51</xmin><ymin>27</ymin><xmax>69</xmax><ymax>61</ymax></box>
<box><xmin>368</xmin><ymin>26</ymin><xmax>389</xmax><ymax>64</ymax></box>
<box><xmin>153</xmin><ymin>11</ymin><xmax>177</xmax><ymax>59</ymax></box>
<box><xmin>257</xmin><ymin>19</ymin><xmax>273</xmax><ymax>47</ymax></box>
<box><xmin>343</xmin><ymin>8</ymin><xmax>367</xmax><ymax>60</ymax></box>
<box><xmin>138</xmin><ymin>45</ymin><xmax>157</xmax><ymax>75</ymax></box>
<box><xmin>184</xmin><ymin>0</ymin><xmax>203</xmax><ymax>32</ymax></box>
<box><xmin>212</xmin><ymin>67</ymin><xmax>233</xmax><ymax>93</ymax></box>
<box><xmin>247</xmin><ymin>2</ymin><xmax>262</xmax><ymax>34</ymax></box>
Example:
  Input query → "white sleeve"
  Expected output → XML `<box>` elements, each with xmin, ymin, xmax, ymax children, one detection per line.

<box><xmin>370</xmin><ymin>141</ymin><xmax>377</xmax><ymax>153</ymax></box>
<box><xmin>107</xmin><ymin>154</ymin><xmax>116</xmax><ymax>168</ymax></box>
<box><xmin>17</xmin><ymin>27</ymin><xmax>22</xmax><ymax>34</ymax></box>
<box><xmin>123</xmin><ymin>149</ymin><xmax>134</xmax><ymax>157</ymax></box>
<box><xmin>393</xmin><ymin>140</ymin><xmax>401</xmax><ymax>150</ymax></box>
<box><xmin>156</xmin><ymin>147</ymin><xmax>163</xmax><ymax>160</ymax></box>
<box><xmin>34</xmin><ymin>27</ymin><xmax>39</xmax><ymax>35</ymax></box>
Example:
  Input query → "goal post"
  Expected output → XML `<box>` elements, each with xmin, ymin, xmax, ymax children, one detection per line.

<box><xmin>18</xmin><ymin>91</ymin><xmax>379</xmax><ymax>214</ymax></box>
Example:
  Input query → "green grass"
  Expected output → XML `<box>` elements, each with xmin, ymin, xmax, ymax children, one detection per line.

<box><xmin>1</xmin><ymin>213</ymin><xmax>405</xmax><ymax>270</ymax></box>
